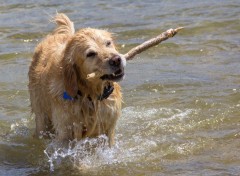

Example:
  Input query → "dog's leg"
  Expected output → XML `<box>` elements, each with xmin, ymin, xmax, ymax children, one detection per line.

<box><xmin>108</xmin><ymin>130</ymin><xmax>115</xmax><ymax>148</ymax></box>
<box><xmin>35</xmin><ymin>112</ymin><xmax>47</xmax><ymax>138</ymax></box>
<box><xmin>51</xmin><ymin>107</ymin><xmax>74</xmax><ymax>141</ymax></box>
<box><xmin>107</xmin><ymin>121</ymin><xmax>118</xmax><ymax>147</ymax></box>
<box><xmin>73</xmin><ymin>122</ymin><xmax>83</xmax><ymax>140</ymax></box>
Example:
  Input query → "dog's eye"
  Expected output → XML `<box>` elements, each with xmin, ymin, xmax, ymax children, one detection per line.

<box><xmin>86</xmin><ymin>51</ymin><xmax>97</xmax><ymax>58</ymax></box>
<box><xmin>106</xmin><ymin>41</ymin><xmax>111</xmax><ymax>47</ymax></box>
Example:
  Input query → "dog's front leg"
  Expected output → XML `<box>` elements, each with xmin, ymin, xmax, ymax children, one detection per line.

<box><xmin>35</xmin><ymin>112</ymin><xmax>47</xmax><ymax>138</ymax></box>
<box><xmin>52</xmin><ymin>107</ymin><xmax>74</xmax><ymax>141</ymax></box>
<box><xmin>73</xmin><ymin>122</ymin><xmax>84</xmax><ymax>140</ymax></box>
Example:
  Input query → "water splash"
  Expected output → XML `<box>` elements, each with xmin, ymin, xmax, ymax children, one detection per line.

<box><xmin>10</xmin><ymin>118</ymin><xmax>30</xmax><ymax>137</ymax></box>
<box><xmin>44</xmin><ymin>135</ymin><xmax>121</xmax><ymax>172</ymax></box>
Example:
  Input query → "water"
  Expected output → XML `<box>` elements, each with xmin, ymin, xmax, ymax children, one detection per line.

<box><xmin>0</xmin><ymin>0</ymin><xmax>240</xmax><ymax>175</ymax></box>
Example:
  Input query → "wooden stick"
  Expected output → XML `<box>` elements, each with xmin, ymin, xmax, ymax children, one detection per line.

<box><xmin>86</xmin><ymin>72</ymin><xmax>102</xmax><ymax>79</ymax></box>
<box><xmin>87</xmin><ymin>73</ymin><xmax>96</xmax><ymax>79</ymax></box>
<box><xmin>87</xmin><ymin>27</ymin><xmax>184</xmax><ymax>79</ymax></box>
<box><xmin>124</xmin><ymin>27</ymin><xmax>184</xmax><ymax>60</ymax></box>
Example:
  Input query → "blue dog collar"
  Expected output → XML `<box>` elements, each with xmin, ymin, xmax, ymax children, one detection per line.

<box><xmin>63</xmin><ymin>91</ymin><xmax>74</xmax><ymax>100</ymax></box>
<box><xmin>62</xmin><ymin>83</ymin><xmax>114</xmax><ymax>101</ymax></box>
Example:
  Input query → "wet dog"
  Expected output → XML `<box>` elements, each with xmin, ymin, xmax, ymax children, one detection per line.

<box><xmin>28</xmin><ymin>13</ymin><xmax>126</xmax><ymax>146</ymax></box>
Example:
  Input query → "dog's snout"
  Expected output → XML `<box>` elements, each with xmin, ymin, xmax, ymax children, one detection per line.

<box><xmin>109</xmin><ymin>55</ymin><xmax>121</xmax><ymax>67</ymax></box>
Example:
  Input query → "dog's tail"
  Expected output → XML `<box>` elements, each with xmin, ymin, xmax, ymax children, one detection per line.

<box><xmin>52</xmin><ymin>13</ymin><xmax>75</xmax><ymax>35</ymax></box>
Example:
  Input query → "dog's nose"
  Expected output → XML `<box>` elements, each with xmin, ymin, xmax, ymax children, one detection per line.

<box><xmin>109</xmin><ymin>55</ymin><xmax>121</xmax><ymax>67</ymax></box>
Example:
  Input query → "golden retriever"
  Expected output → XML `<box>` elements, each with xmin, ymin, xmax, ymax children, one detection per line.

<box><xmin>28</xmin><ymin>13</ymin><xmax>126</xmax><ymax>146</ymax></box>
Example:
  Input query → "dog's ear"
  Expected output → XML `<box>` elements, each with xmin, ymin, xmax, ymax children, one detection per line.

<box><xmin>63</xmin><ymin>62</ymin><xmax>78</xmax><ymax>98</ymax></box>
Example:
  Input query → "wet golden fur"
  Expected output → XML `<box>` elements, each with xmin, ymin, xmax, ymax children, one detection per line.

<box><xmin>28</xmin><ymin>13</ymin><xmax>125</xmax><ymax>146</ymax></box>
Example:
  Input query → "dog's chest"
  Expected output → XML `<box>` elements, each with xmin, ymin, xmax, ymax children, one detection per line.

<box><xmin>70</xmin><ymin>97</ymin><xmax>119</xmax><ymax>137</ymax></box>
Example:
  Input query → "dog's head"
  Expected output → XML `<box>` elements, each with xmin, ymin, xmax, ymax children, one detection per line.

<box><xmin>63</xmin><ymin>28</ymin><xmax>126</xmax><ymax>97</ymax></box>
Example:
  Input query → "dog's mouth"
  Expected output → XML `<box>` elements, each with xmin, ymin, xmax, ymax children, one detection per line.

<box><xmin>100</xmin><ymin>69</ymin><xmax>125</xmax><ymax>82</ymax></box>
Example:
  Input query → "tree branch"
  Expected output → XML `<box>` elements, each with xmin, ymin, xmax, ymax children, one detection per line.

<box><xmin>124</xmin><ymin>27</ymin><xmax>184</xmax><ymax>60</ymax></box>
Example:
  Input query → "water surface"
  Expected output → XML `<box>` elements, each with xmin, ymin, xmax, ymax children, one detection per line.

<box><xmin>0</xmin><ymin>0</ymin><xmax>240</xmax><ymax>175</ymax></box>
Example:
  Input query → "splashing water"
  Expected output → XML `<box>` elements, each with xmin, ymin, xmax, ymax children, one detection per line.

<box><xmin>44</xmin><ymin>135</ymin><xmax>121</xmax><ymax>172</ymax></box>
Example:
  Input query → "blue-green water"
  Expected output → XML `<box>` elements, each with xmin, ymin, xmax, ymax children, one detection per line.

<box><xmin>0</xmin><ymin>1</ymin><xmax>240</xmax><ymax>175</ymax></box>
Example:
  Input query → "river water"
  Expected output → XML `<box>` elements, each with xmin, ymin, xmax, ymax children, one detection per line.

<box><xmin>0</xmin><ymin>0</ymin><xmax>240</xmax><ymax>175</ymax></box>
